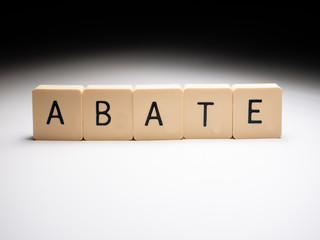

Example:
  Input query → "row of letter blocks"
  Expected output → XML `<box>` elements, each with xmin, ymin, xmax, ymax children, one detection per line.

<box><xmin>32</xmin><ymin>84</ymin><xmax>282</xmax><ymax>140</ymax></box>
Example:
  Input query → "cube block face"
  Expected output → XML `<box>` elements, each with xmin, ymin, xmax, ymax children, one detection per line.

<box><xmin>32</xmin><ymin>85</ymin><xmax>84</xmax><ymax>140</ymax></box>
<box><xmin>232</xmin><ymin>84</ymin><xmax>282</xmax><ymax>139</ymax></box>
<box><xmin>184</xmin><ymin>84</ymin><xmax>232</xmax><ymax>139</ymax></box>
<box><xmin>83</xmin><ymin>85</ymin><xmax>133</xmax><ymax>140</ymax></box>
<box><xmin>133</xmin><ymin>85</ymin><xmax>183</xmax><ymax>140</ymax></box>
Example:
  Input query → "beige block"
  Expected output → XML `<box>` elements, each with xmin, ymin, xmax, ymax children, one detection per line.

<box><xmin>184</xmin><ymin>84</ymin><xmax>232</xmax><ymax>139</ymax></box>
<box><xmin>83</xmin><ymin>85</ymin><xmax>133</xmax><ymax>140</ymax></box>
<box><xmin>232</xmin><ymin>83</ymin><xmax>282</xmax><ymax>139</ymax></box>
<box><xmin>32</xmin><ymin>85</ymin><xmax>84</xmax><ymax>140</ymax></box>
<box><xmin>133</xmin><ymin>85</ymin><xmax>183</xmax><ymax>140</ymax></box>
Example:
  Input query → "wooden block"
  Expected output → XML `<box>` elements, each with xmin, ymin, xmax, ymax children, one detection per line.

<box><xmin>83</xmin><ymin>85</ymin><xmax>133</xmax><ymax>140</ymax></box>
<box><xmin>32</xmin><ymin>85</ymin><xmax>84</xmax><ymax>140</ymax></box>
<box><xmin>232</xmin><ymin>83</ymin><xmax>282</xmax><ymax>139</ymax></box>
<box><xmin>133</xmin><ymin>85</ymin><xmax>183</xmax><ymax>140</ymax></box>
<box><xmin>184</xmin><ymin>84</ymin><xmax>232</xmax><ymax>139</ymax></box>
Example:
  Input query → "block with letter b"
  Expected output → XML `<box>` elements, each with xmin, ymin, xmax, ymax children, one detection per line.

<box><xmin>232</xmin><ymin>83</ymin><xmax>282</xmax><ymax>139</ymax></box>
<box><xmin>133</xmin><ymin>85</ymin><xmax>183</xmax><ymax>140</ymax></box>
<box><xmin>32</xmin><ymin>85</ymin><xmax>84</xmax><ymax>140</ymax></box>
<box><xmin>83</xmin><ymin>85</ymin><xmax>133</xmax><ymax>140</ymax></box>
<box><xmin>184</xmin><ymin>84</ymin><xmax>232</xmax><ymax>139</ymax></box>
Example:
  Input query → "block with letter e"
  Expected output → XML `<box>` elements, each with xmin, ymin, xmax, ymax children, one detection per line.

<box><xmin>232</xmin><ymin>83</ymin><xmax>282</xmax><ymax>139</ymax></box>
<box><xmin>32</xmin><ymin>85</ymin><xmax>84</xmax><ymax>140</ymax></box>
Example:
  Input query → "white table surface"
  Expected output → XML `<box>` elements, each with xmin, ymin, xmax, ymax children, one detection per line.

<box><xmin>1</xmin><ymin>52</ymin><xmax>320</xmax><ymax>240</ymax></box>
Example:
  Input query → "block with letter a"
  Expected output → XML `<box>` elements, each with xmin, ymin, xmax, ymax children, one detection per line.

<box><xmin>32</xmin><ymin>85</ymin><xmax>84</xmax><ymax>140</ymax></box>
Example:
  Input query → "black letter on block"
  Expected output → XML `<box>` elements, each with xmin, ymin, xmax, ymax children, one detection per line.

<box><xmin>248</xmin><ymin>99</ymin><xmax>262</xmax><ymax>124</ymax></box>
<box><xmin>47</xmin><ymin>100</ymin><xmax>64</xmax><ymax>125</ymax></box>
<box><xmin>145</xmin><ymin>101</ymin><xmax>163</xmax><ymax>126</ymax></box>
<box><xmin>197</xmin><ymin>102</ymin><xmax>214</xmax><ymax>127</ymax></box>
<box><xmin>96</xmin><ymin>101</ymin><xmax>111</xmax><ymax>126</ymax></box>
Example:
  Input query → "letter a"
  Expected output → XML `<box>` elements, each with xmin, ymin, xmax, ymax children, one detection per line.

<box><xmin>145</xmin><ymin>101</ymin><xmax>163</xmax><ymax>126</ymax></box>
<box><xmin>47</xmin><ymin>100</ymin><xmax>64</xmax><ymax>125</ymax></box>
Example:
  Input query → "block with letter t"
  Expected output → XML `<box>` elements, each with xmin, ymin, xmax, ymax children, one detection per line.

<box><xmin>183</xmin><ymin>84</ymin><xmax>232</xmax><ymax>139</ymax></box>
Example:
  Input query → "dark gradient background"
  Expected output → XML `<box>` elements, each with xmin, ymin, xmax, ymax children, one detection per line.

<box><xmin>1</xmin><ymin>9</ymin><xmax>320</xmax><ymax>74</ymax></box>
<box><xmin>1</xmin><ymin>9</ymin><xmax>320</xmax><ymax>240</ymax></box>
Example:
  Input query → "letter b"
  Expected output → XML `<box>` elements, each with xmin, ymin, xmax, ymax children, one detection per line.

<box><xmin>96</xmin><ymin>101</ymin><xmax>111</xmax><ymax>126</ymax></box>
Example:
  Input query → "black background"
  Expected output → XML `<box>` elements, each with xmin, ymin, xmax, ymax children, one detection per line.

<box><xmin>1</xmin><ymin>8</ymin><xmax>319</xmax><ymax>74</ymax></box>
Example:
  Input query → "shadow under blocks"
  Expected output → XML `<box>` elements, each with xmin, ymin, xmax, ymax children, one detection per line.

<box><xmin>32</xmin><ymin>84</ymin><xmax>282</xmax><ymax>140</ymax></box>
